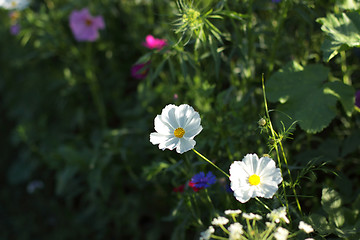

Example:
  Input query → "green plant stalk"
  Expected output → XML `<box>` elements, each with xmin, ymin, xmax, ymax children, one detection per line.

<box><xmin>211</xmin><ymin>235</ymin><xmax>228</xmax><ymax>240</ymax></box>
<box><xmin>192</xmin><ymin>148</ymin><xmax>230</xmax><ymax>178</ymax></box>
<box><xmin>278</xmin><ymin>140</ymin><xmax>302</xmax><ymax>214</ymax></box>
<box><xmin>262</xmin><ymin>76</ymin><xmax>302</xmax><ymax>215</ymax></box>
<box><xmin>204</xmin><ymin>189</ymin><xmax>216</xmax><ymax>213</ymax></box>
<box><xmin>85</xmin><ymin>44</ymin><xmax>107</xmax><ymax>129</ymax></box>
<box><xmin>340</xmin><ymin>51</ymin><xmax>351</xmax><ymax>85</ymax></box>
<box><xmin>261</xmin><ymin>76</ymin><xmax>290</xmax><ymax>215</ymax></box>
<box><xmin>219</xmin><ymin>224</ymin><xmax>230</xmax><ymax>235</ymax></box>
<box><xmin>254</xmin><ymin>197</ymin><xmax>271</xmax><ymax>212</ymax></box>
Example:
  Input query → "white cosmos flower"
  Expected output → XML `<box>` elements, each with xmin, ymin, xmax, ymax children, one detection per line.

<box><xmin>0</xmin><ymin>0</ymin><xmax>30</xmax><ymax>10</ymax></box>
<box><xmin>229</xmin><ymin>153</ymin><xmax>282</xmax><ymax>203</ymax></box>
<box><xmin>150</xmin><ymin>104</ymin><xmax>202</xmax><ymax>154</ymax></box>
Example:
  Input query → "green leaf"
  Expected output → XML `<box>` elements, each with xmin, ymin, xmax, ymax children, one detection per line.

<box><xmin>317</xmin><ymin>12</ymin><xmax>360</xmax><ymax>61</ymax></box>
<box><xmin>307</xmin><ymin>213</ymin><xmax>332</xmax><ymax>235</ymax></box>
<box><xmin>266</xmin><ymin>62</ymin><xmax>338</xmax><ymax>133</ymax></box>
<box><xmin>322</xmin><ymin>187</ymin><xmax>343</xmax><ymax>215</ymax></box>
<box><xmin>324</xmin><ymin>81</ymin><xmax>355</xmax><ymax>116</ymax></box>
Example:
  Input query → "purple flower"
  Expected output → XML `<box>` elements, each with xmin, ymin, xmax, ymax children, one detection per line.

<box><xmin>272</xmin><ymin>0</ymin><xmax>281</xmax><ymax>3</ymax></box>
<box><xmin>189</xmin><ymin>171</ymin><xmax>216</xmax><ymax>190</ymax></box>
<box><xmin>69</xmin><ymin>8</ymin><xmax>105</xmax><ymax>42</ymax></box>
<box><xmin>142</xmin><ymin>35</ymin><xmax>167</xmax><ymax>50</ymax></box>
<box><xmin>10</xmin><ymin>23</ymin><xmax>20</xmax><ymax>35</ymax></box>
<box><xmin>131</xmin><ymin>62</ymin><xmax>150</xmax><ymax>79</ymax></box>
<box><xmin>356</xmin><ymin>90</ymin><xmax>360</xmax><ymax>108</ymax></box>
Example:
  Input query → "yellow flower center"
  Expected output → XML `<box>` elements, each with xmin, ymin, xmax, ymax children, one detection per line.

<box><xmin>248</xmin><ymin>174</ymin><xmax>261</xmax><ymax>186</ymax></box>
<box><xmin>174</xmin><ymin>127</ymin><xmax>185</xmax><ymax>138</ymax></box>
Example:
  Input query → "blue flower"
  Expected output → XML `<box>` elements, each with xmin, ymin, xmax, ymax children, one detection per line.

<box><xmin>190</xmin><ymin>171</ymin><xmax>216</xmax><ymax>189</ymax></box>
<box><xmin>272</xmin><ymin>0</ymin><xmax>281</xmax><ymax>3</ymax></box>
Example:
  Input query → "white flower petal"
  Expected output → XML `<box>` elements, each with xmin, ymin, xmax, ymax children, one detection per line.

<box><xmin>176</xmin><ymin>137</ymin><xmax>195</xmax><ymax>154</ymax></box>
<box><xmin>160</xmin><ymin>104</ymin><xmax>179</xmax><ymax>129</ymax></box>
<box><xmin>233</xmin><ymin>187</ymin><xmax>252</xmax><ymax>203</ymax></box>
<box><xmin>258</xmin><ymin>156</ymin><xmax>275</xmax><ymax>175</ymax></box>
<box><xmin>175</xmin><ymin>104</ymin><xmax>193</xmax><ymax>127</ymax></box>
<box><xmin>159</xmin><ymin>136</ymin><xmax>179</xmax><ymax>150</ymax></box>
<box><xmin>184</xmin><ymin>124</ymin><xmax>202</xmax><ymax>138</ymax></box>
<box><xmin>150</xmin><ymin>132</ymin><xmax>171</xmax><ymax>145</ymax></box>
<box><xmin>154</xmin><ymin>115</ymin><xmax>173</xmax><ymax>135</ymax></box>
<box><xmin>260</xmin><ymin>183</ymin><xmax>279</xmax><ymax>198</ymax></box>
<box><xmin>242</xmin><ymin>154</ymin><xmax>259</xmax><ymax>175</ymax></box>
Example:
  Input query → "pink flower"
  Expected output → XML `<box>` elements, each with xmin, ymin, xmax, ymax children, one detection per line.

<box><xmin>69</xmin><ymin>8</ymin><xmax>105</xmax><ymax>42</ymax></box>
<box><xmin>131</xmin><ymin>62</ymin><xmax>150</xmax><ymax>79</ymax></box>
<box><xmin>142</xmin><ymin>35</ymin><xmax>167</xmax><ymax>50</ymax></box>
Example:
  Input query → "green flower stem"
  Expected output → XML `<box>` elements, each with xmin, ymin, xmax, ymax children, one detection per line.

<box><xmin>254</xmin><ymin>197</ymin><xmax>271</xmax><ymax>212</ymax></box>
<box><xmin>261</xmin><ymin>221</ymin><xmax>276</xmax><ymax>239</ymax></box>
<box><xmin>192</xmin><ymin>149</ymin><xmax>230</xmax><ymax>178</ymax></box>
<box><xmin>219</xmin><ymin>224</ymin><xmax>230</xmax><ymax>235</ymax></box>
<box><xmin>261</xmin><ymin>76</ymin><xmax>290</xmax><ymax>215</ymax></box>
<box><xmin>211</xmin><ymin>235</ymin><xmax>228</xmax><ymax>240</ymax></box>
<box><xmin>279</xmin><ymin>141</ymin><xmax>302</xmax><ymax>214</ymax></box>
<box><xmin>85</xmin><ymin>43</ymin><xmax>107</xmax><ymax>129</ymax></box>
<box><xmin>340</xmin><ymin>51</ymin><xmax>351</xmax><ymax>85</ymax></box>
<box><xmin>262</xmin><ymin>76</ymin><xmax>302</xmax><ymax>216</ymax></box>
<box><xmin>204</xmin><ymin>189</ymin><xmax>216</xmax><ymax>212</ymax></box>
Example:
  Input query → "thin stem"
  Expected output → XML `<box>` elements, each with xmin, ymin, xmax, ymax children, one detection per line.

<box><xmin>219</xmin><ymin>224</ymin><xmax>230</xmax><ymax>235</ymax></box>
<box><xmin>261</xmin><ymin>75</ymin><xmax>290</xmax><ymax>215</ymax></box>
<box><xmin>279</xmin><ymin>142</ymin><xmax>302</xmax><ymax>215</ymax></box>
<box><xmin>340</xmin><ymin>51</ymin><xmax>351</xmax><ymax>85</ymax></box>
<box><xmin>192</xmin><ymin>149</ymin><xmax>230</xmax><ymax>178</ymax></box>
<box><xmin>211</xmin><ymin>235</ymin><xmax>228</xmax><ymax>240</ymax></box>
<box><xmin>254</xmin><ymin>197</ymin><xmax>271</xmax><ymax>212</ymax></box>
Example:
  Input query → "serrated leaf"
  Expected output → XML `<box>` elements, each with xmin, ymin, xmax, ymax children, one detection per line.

<box><xmin>266</xmin><ymin>62</ymin><xmax>338</xmax><ymax>133</ymax></box>
<box><xmin>317</xmin><ymin>12</ymin><xmax>360</xmax><ymax>61</ymax></box>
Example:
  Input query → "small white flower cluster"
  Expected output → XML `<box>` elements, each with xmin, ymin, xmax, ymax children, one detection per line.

<box><xmin>266</xmin><ymin>206</ymin><xmax>289</xmax><ymax>224</ymax></box>
<box><xmin>198</xmin><ymin>208</ymin><xmax>315</xmax><ymax>240</ymax></box>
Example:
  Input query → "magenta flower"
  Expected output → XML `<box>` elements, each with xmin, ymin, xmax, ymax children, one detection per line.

<box><xmin>131</xmin><ymin>62</ymin><xmax>150</xmax><ymax>79</ymax></box>
<box><xmin>356</xmin><ymin>90</ymin><xmax>360</xmax><ymax>108</ymax></box>
<box><xmin>69</xmin><ymin>8</ymin><xmax>105</xmax><ymax>42</ymax></box>
<box><xmin>142</xmin><ymin>35</ymin><xmax>167</xmax><ymax>50</ymax></box>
